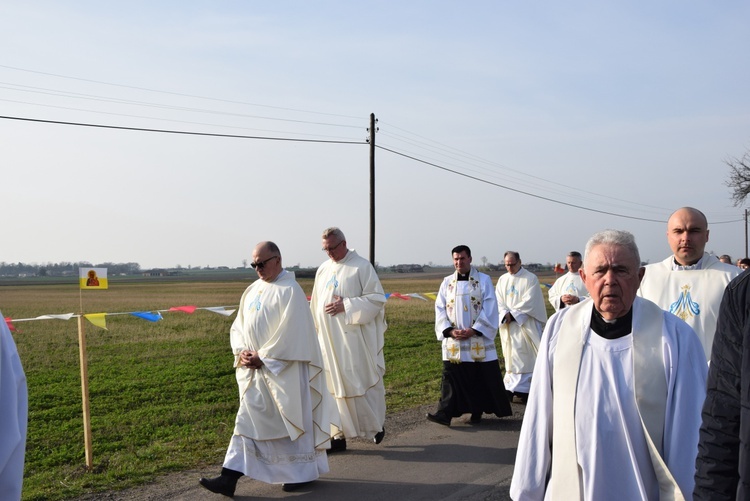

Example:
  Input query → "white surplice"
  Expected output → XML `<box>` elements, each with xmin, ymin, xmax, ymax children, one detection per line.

<box><xmin>547</xmin><ymin>271</ymin><xmax>589</xmax><ymax>312</ymax></box>
<box><xmin>495</xmin><ymin>268</ymin><xmax>547</xmax><ymax>392</ymax></box>
<box><xmin>224</xmin><ymin>270</ymin><xmax>339</xmax><ymax>485</ymax></box>
<box><xmin>510</xmin><ymin>298</ymin><xmax>707</xmax><ymax>501</ymax></box>
<box><xmin>638</xmin><ymin>252</ymin><xmax>740</xmax><ymax>360</ymax></box>
<box><xmin>310</xmin><ymin>249</ymin><xmax>387</xmax><ymax>440</ymax></box>
<box><xmin>0</xmin><ymin>311</ymin><xmax>27</xmax><ymax>501</ymax></box>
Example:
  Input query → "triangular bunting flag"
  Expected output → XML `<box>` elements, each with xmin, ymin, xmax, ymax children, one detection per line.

<box><xmin>84</xmin><ymin>313</ymin><xmax>108</xmax><ymax>330</ymax></box>
<box><xmin>408</xmin><ymin>293</ymin><xmax>428</xmax><ymax>301</ymax></box>
<box><xmin>204</xmin><ymin>307</ymin><xmax>237</xmax><ymax>317</ymax></box>
<box><xmin>423</xmin><ymin>293</ymin><xmax>438</xmax><ymax>301</ymax></box>
<box><xmin>5</xmin><ymin>317</ymin><xmax>16</xmax><ymax>332</ymax></box>
<box><xmin>390</xmin><ymin>293</ymin><xmax>411</xmax><ymax>300</ymax></box>
<box><xmin>130</xmin><ymin>312</ymin><xmax>163</xmax><ymax>322</ymax></box>
<box><xmin>168</xmin><ymin>305</ymin><xmax>197</xmax><ymax>314</ymax></box>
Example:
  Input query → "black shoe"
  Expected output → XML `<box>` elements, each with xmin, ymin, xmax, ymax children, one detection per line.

<box><xmin>282</xmin><ymin>481</ymin><xmax>313</xmax><ymax>492</ymax></box>
<box><xmin>514</xmin><ymin>392</ymin><xmax>529</xmax><ymax>404</ymax></box>
<box><xmin>199</xmin><ymin>475</ymin><xmax>237</xmax><ymax>497</ymax></box>
<box><xmin>373</xmin><ymin>428</ymin><xmax>385</xmax><ymax>444</ymax></box>
<box><xmin>426</xmin><ymin>412</ymin><xmax>451</xmax><ymax>427</ymax></box>
<box><xmin>469</xmin><ymin>413</ymin><xmax>482</xmax><ymax>424</ymax></box>
<box><xmin>330</xmin><ymin>437</ymin><xmax>347</xmax><ymax>452</ymax></box>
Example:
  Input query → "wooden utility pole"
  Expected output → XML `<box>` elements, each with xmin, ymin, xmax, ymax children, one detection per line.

<box><xmin>745</xmin><ymin>208</ymin><xmax>748</xmax><ymax>258</ymax></box>
<box><xmin>369</xmin><ymin>113</ymin><xmax>377</xmax><ymax>267</ymax></box>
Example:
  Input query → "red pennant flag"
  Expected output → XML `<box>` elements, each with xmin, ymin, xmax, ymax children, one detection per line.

<box><xmin>168</xmin><ymin>305</ymin><xmax>197</xmax><ymax>314</ymax></box>
<box><xmin>390</xmin><ymin>293</ymin><xmax>411</xmax><ymax>300</ymax></box>
<box><xmin>5</xmin><ymin>317</ymin><xmax>16</xmax><ymax>332</ymax></box>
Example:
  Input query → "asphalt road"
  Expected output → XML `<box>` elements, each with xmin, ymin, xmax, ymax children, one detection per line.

<box><xmin>72</xmin><ymin>403</ymin><xmax>525</xmax><ymax>501</ymax></box>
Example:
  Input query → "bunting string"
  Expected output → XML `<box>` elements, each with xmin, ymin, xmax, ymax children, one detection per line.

<box><xmin>5</xmin><ymin>283</ymin><xmax>554</xmax><ymax>332</ymax></box>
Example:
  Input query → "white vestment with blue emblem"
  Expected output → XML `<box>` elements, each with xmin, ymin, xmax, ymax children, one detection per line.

<box><xmin>224</xmin><ymin>270</ymin><xmax>340</xmax><ymax>485</ymax></box>
<box><xmin>495</xmin><ymin>268</ymin><xmax>548</xmax><ymax>393</ymax></box>
<box><xmin>638</xmin><ymin>252</ymin><xmax>739</xmax><ymax>361</ymax></box>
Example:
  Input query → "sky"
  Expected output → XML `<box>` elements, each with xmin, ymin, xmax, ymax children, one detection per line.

<box><xmin>1</xmin><ymin>1</ymin><xmax>749</xmax><ymax>270</ymax></box>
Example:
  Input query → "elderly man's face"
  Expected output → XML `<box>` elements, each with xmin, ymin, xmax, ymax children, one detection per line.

<box><xmin>252</xmin><ymin>244</ymin><xmax>282</xmax><ymax>282</ymax></box>
<box><xmin>667</xmin><ymin>208</ymin><xmax>709</xmax><ymax>266</ymax></box>
<box><xmin>580</xmin><ymin>243</ymin><xmax>644</xmax><ymax>321</ymax></box>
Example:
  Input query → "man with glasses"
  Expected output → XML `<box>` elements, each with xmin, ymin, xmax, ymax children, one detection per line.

<box><xmin>199</xmin><ymin>241</ymin><xmax>339</xmax><ymax>497</ymax></box>
<box><xmin>495</xmin><ymin>251</ymin><xmax>547</xmax><ymax>403</ymax></box>
<box><xmin>310</xmin><ymin>227</ymin><xmax>387</xmax><ymax>452</ymax></box>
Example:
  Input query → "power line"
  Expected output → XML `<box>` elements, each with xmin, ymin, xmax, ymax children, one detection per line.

<box><xmin>376</xmin><ymin>144</ymin><xmax>743</xmax><ymax>225</ymax></box>
<box><xmin>0</xmin><ymin>64</ymin><xmax>363</xmax><ymax>120</ymax></box>
<box><xmin>0</xmin><ymin>115</ymin><xmax>367</xmax><ymax>145</ymax></box>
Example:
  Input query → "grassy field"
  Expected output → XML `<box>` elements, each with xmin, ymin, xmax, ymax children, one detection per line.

<box><xmin>0</xmin><ymin>274</ymin><xmax>557</xmax><ymax>501</ymax></box>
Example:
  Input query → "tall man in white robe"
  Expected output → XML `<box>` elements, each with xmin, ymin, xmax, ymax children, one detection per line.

<box><xmin>547</xmin><ymin>251</ymin><xmax>589</xmax><ymax>312</ymax></box>
<box><xmin>510</xmin><ymin>230</ymin><xmax>707</xmax><ymax>501</ymax></box>
<box><xmin>0</xmin><ymin>311</ymin><xmax>27</xmax><ymax>501</ymax></box>
<box><xmin>426</xmin><ymin>245</ymin><xmax>512</xmax><ymax>426</ymax></box>
<box><xmin>495</xmin><ymin>251</ymin><xmax>547</xmax><ymax>400</ymax></box>
<box><xmin>199</xmin><ymin>241</ymin><xmax>339</xmax><ymax>497</ymax></box>
<box><xmin>311</xmin><ymin>227</ymin><xmax>387</xmax><ymax>452</ymax></box>
<box><xmin>638</xmin><ymin>207</ymin><xmax>740</xmax><ymax>360</ymax></box>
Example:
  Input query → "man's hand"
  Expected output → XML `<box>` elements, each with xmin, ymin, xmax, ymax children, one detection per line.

<box><xmin>561</xmin><ymin>294</ymin><xmax>580</xmax><ymax>306</ymax></box>
<box><xmin>325</xmin><ymin>295</ymin><xmax>344</xmax><ymax>316</ymax></box>
<box><xmin>240</xmin><ymin>349</ymin><xmax>264</xmax><ymax>369</ymax></box>
<box><xmin>451</xmin><ymin>328</ymin><xmax>474</xmax><ymax>340</ymax></box>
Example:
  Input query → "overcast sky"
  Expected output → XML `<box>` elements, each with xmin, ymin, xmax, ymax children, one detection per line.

<box><xmin>1</xmin><ymin>1</ymin><xmax>749</xmax><ymax>270</ymax></box>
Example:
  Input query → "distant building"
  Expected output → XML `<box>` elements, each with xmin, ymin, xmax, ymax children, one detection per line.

<box><xmin>391</xmin><ymin>264</ymin><xmax>424</xmax><ymax>273</ymax></box>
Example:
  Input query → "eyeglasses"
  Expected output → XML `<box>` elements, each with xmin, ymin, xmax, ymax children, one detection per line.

<box><xmin>504</xmin><ymin>262</ymin><xmax>519</xmax><ymax>267</ymax></box>
<box><xmin>321</xmin><ymin>240</ymin><xmax>344</xmax><ymax>253</ymax></box>
<box><xmin>251</xmin><ymin>256</ymin><xmax>279</xmax><ymax>270</ymax></box>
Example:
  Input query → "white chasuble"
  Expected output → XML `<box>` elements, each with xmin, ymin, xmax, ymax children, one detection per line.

<box><xmin>310</xmin><ymin>249</ymin><xmax>387</xmax><ymax>439</ymax></box>
<box><xmin>638</xmin><ymin>253</ymin><xmax>739</xmax><ymax>360</ymax></box>
<box><xmin>228</xmin><ymin>270</ymin><xmax>339</xmax><ymax>484</ymax></box>
<box><xmin>495</xmin><ymin>268</ymin><xmax>547</xmax><ymax>378</ymax></box>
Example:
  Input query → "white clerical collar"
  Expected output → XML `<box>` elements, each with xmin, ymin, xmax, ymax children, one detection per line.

<box><xmin>672</xmin><ymin>254</ymin><xmax>705</xmax><ymax>271</ymax></box>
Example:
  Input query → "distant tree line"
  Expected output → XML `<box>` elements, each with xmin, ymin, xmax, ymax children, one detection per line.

<box><xmin>0</xmin><ymin>262</ymin><xmax>142</xmax><ymax>277</ymax></box>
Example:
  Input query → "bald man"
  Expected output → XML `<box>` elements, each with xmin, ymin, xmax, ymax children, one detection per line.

<box><xmin>638</xmin><ymin>207</ymin><xmax>739</xmax><ymax>361</ymax></box>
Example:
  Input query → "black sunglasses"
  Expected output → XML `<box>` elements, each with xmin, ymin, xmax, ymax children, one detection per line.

<box><xmin>251</xmin><ymin>256</ymin><xmax>278</xmax><ymax>270</ymax></box>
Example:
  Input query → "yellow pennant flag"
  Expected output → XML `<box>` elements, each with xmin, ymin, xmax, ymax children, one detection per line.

<box><xmin>423</xmin><ymin>293</ymin><xmax>438</xmax><ymax>301</ymax></box>
<box><xmin>79</xmin><ymin>268</ymin><xmax>108</xmax><ymax>289</ymax></box>
<box><xmin>84</xmin><ymin>313</ymin><xmax>108</xmax><ymax>330</ymax></box>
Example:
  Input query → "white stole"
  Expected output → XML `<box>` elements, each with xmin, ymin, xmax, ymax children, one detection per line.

<box><xmin>444</xmin><ymin>269</ymin><xmax>485</xmax><ymax>362</ymax></box>
<box><xmin>548</xmin><ymin>299</ymin><xmax>685</xmax><ymax>500</ymax></box>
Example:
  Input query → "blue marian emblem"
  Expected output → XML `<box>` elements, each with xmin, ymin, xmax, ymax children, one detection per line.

<box><xmin>669</xmin><ymin>284</ymin><xmax>700</xmax><ymax>321</ymax></box>
<box><xmin>506</xmin><ymin>284</ymin><xmax>518</xmax><ymax>299</ymax></box>
<box><xmin>246</xmin><ymin>291</ymin><xmax>263</xmax><ymax>312</ymax></box>
<box><xmin>326</xmin><ymin>273</ymin><xmax>339</xmax><ymax>291</ymax></box>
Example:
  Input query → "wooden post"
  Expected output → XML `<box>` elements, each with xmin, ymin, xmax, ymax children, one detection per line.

<box><xmin>77</xmin><ymin>315</ymin><xmax>93</xmax><ymax>468</ymax></box>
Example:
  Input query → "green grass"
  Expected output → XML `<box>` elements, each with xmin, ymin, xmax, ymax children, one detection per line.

<box><xmin>0</xmin><ymin>275</ymin><xmax>556</xmax><ymax>500</ymax></box>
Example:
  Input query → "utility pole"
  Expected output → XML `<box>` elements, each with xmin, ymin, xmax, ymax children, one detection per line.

<box><xmin>368</xmin><ymin>113</ymin><xmax>377</xmax><ymax>268</ymax></box>
<box><xmin>745</xmin><ymin>208</ymin><xmax>748</xmax><ymax>258</ymax></box>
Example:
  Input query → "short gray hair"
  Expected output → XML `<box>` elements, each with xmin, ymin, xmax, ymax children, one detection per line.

<box><xmin>584</xmin><ymin>230</ymin><xmax>640</xmax><ymax>266</ymax></box>
<box><xmin>322</xmin><ymin>227</ymin><xmax>346</xmax><ymax>242</ymax></box>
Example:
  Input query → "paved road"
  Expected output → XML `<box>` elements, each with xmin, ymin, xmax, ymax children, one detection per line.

<box><xmin>75</xmin><ymin>403</ymin><xmax>524</xmax><ymax>500</ymax></box>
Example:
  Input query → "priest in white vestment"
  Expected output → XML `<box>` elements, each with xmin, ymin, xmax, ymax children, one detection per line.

<box><xmin>426</xmin><ymin>245</ymin><xmax>512</xmax><ymax>426</ymax></box>
<box><xmin>0</xmin><ymin>311</ymin><xmax>27</xmax><ymax>501</ymax></box>
<box><xmin>510</xmin><ymin>230</ymin><xmax>707</xmax><ymax>501</ymax></box>
<box><xmin>199</xmin><ymin>242</ymin><xmax>339</xmax><ymax>497</ymax></box>
<box><xmin>638</xmin><ymin>207</ymin><xmax>740</xmax><ymax>360</ymax></box>
<box><xmin>495</xmin><ymin>251</ymin><xmax>547</xmax><ymax>399</ymax></box>
<box><xmin>311</xmin><ymin>227</ymin><xmax>387</xmax><ymax>452</ymax></box>
<box><xmin>547</xmin><ymin>251</ymin><xmax>589</xmax><ymax>312</ymax></box>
